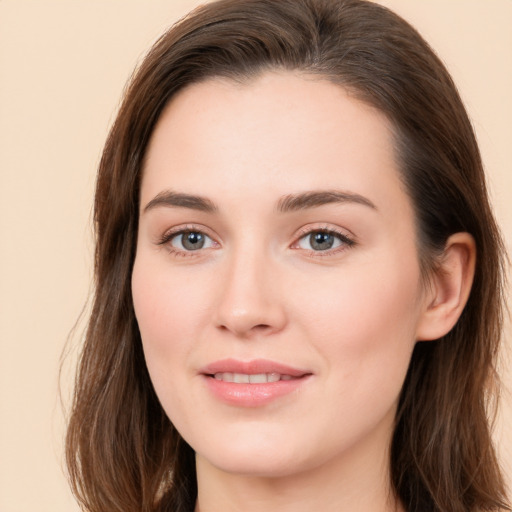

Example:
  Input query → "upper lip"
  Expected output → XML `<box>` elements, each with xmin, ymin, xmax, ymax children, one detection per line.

<box><xmin>200</xmin><ymin>358</ymin><xmax>311</xmax><ymax>377</ymax></box>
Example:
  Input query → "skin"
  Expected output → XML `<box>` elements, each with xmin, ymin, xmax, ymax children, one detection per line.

<box><xmin>132</xmin><ymin>71</ymin><xmax>475</xmax><ymax>512</ymax></box>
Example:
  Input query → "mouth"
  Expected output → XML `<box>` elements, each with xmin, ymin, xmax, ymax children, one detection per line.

<box><xmin>200</xmin><ymin>359</ymin><xmax>312</xmax><ymax>407</ymax></box>
<box><xmin>200</xmin><ymin>358</ymin><xmax>310</xmax><ymax>380</ymax></box>
<box><xmin>211</xmin><ymin>372</ymin><xmax>298</xmax><ymax>383</ymax></box>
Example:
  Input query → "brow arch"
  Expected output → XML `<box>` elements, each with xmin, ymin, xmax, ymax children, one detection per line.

<box><xmin>277</xmin><ymin>190</ymin><xmax>377</xmax><ymax>212</ymax></box>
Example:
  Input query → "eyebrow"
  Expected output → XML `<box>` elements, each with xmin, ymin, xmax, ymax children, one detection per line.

<box><xmin>276</xmin><ymin>190</ymin><xmax>377</xmax><ymax>213</ymax></box>
<box><xmin>143</xmin><ymin>189</ymin><xmax>376</xmax><ymax>214</ymax></box>
<box><xmin>143</xmin><ymin>190</ymin><xmax>218</xmax><ymax>213</ymax></box>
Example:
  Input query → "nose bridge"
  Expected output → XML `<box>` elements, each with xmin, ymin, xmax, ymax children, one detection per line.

<box><xmin>214</xmin><ymin>239</ymin><xmax>286</xmax><ymax>337</ymax></box>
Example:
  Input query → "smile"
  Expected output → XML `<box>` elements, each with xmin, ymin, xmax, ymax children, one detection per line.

<box><xmin>200</xmin><ymin>359</ymin><xmax>312</xmax><ymax>407</ymax></box>
<box><xmin>213</xmin><ymin>372</ymin><xmax>297</xmax><ymax>383</ymax></box>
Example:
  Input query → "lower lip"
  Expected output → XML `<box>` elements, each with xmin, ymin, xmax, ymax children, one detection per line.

<box><xmin>203</xmin><ymin>375</ymin><xmax>310</xmax><ymax>407</ymax></box>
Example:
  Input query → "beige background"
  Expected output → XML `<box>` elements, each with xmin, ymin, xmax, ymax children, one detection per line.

<box><xmin>0</xmin><ymin>1</ymin><xmax>510</xmax><ymax>511</ymax></box>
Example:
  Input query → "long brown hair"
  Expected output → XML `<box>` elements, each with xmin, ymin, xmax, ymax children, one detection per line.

<box><xmin>65</xmin><ymin>1</ymin><xmax>509</xmax><ymax>511</ymax></box>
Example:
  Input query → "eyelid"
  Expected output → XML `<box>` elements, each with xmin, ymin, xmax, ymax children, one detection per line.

<box><xmin>157</xmin><ymin>224</ymin><xmax>220</xmax><ymax>255</ymax></box>
<box><xmin>291</xmin><ymin>224</ymin><xmax>356</xmax><ymax>254</ymax></box>
<box><xmin>155</xmin><ymin>223</ymin><xmax>356</xmax><ymax>257</ymax></box>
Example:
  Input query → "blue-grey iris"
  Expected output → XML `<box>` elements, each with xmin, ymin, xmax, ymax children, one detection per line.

<box><xmin>182</xmin><ymin>231</ymin><xmax>205</xmax><ymax>250</ymax></box>
<box><xmin>310</xmin><ymin>232</ymin><xmax>334</xmax><ymax>250</ymax></box>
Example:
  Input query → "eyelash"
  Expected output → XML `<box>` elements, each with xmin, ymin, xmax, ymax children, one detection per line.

<box><xmin>157</xmin><ymin>224</ymin><xmax>356</xmax><ymax>258</ymax></box>
<box><xmin>157</xmin><ymin>224</ymin><xmax>217</xmax><ymax>258</ymax></box>
<box><xmin>292</xmin><ymin>226</ymin><xmax>356</xmax><ymax>256</ymax></box>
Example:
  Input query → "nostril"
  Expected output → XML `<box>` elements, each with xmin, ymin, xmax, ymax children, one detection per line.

<box><xmin>216</xmin><ymin>321</ymin><xmax>276</xmax><ymax>338</ymax></box>
<box><xmin>254</xmin><ymin>324</ymin><xmax>271</xmax><ymax>331</ymax></box>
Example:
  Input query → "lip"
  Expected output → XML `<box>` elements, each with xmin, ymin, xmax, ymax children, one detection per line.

<box><xmin>199</xmin><ymin>358</ymin><xmax>312</xmax><ymax>407</ymax></box>
<box><xmin>200</xmin><ymin>358</ymin><xmax>310</xmax><ymax>377</ymax></box>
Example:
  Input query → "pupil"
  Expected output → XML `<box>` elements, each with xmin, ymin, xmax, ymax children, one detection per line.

<box><xmin>310</xmin><ymin>232</ymin><xmax>334</xmax><ymax>251</ymax></box>
<box><xmin>183</xmin><ymin>231</ymin><xmax>204</xmax><ymax>250</ymax></box>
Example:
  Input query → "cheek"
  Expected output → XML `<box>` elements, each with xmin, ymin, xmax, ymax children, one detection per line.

<box><xmin>132</xmin><ymin>251</ymin><xmax>209</xmax><ymax>334</ymax></box>
<box><xmin>286</xmin><ymin>257</ymin><xmax>423</xmax><ymax>448</ymax></box>
<box><xmin>131</xmin><ymin>254</ymin><xmax>209</xmax><ymax>385</ymax></box>
<box><xmin>293</xmin><ymin>253</ymin><xmax>423</xmax><ymax>382</ymax></box>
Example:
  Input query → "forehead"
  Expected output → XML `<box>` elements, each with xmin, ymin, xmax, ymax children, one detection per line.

<box><xmin>141</xmin><ymin>71</ymin><xmax>407</xmax><ymax>217</ymax></box>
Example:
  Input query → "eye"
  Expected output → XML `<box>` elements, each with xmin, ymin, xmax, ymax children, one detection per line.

<box><xmin>295</xmin><ymin>229</ymin><xmax>354</xmax><ymax>252</ymax></box>
<box><xmin>168</xmin><ymin>230</ymin><xmax>216</xmax><ymax>251</ymax></box>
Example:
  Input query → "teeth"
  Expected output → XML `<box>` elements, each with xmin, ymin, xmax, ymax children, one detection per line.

<box><xmin>213</xmin><ymin>372</ymin><xmax>295</xmax><ymax>383</ymax></box>
<box><xmin>215</xmin><ymin>372</ymin><xmax>233</xmax><ymax>382</ymax></box>
<box><xmin>249</xmin><ymin>373</ymin><xmax>267</xmax><ymax>384</ymax></box>
<box><xmin>234</xmin><ymin>373</ymin><xmax>250</xmax><ymax>384</ymax></box>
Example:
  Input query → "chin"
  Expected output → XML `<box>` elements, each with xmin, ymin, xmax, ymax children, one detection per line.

<box><xmin>199</xmin><ymin>449</ymin><xmax>308</xmax><ymax>479</ymax></box>
<box><xmin>191</xmin><ymin>427</ymin><xmax>327</xmax><ymax>479</ymax></box>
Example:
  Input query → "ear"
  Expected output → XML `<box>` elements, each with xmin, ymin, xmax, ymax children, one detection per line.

<box><xmin>416</xmin><ymin>232</ymin><xmax>476</xmax><ymax>341</ymax></box>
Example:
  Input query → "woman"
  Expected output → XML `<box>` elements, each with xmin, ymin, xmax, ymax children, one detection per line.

<box><xmin>65</xmin><ymin>0</ymin><xmax>510</xmax><ymax>511</ymax></box>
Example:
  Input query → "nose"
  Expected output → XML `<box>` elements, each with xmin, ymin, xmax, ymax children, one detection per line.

<box><xmin>213</xmin><ymin>247</ymin><xmax>287</xmax><ymax>339</ymax></box>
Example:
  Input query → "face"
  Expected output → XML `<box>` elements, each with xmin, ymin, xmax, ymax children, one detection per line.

<box><xmin>132</xmin><ymin>72</ymin><xmax>430</xmax><ymax>479</ymax></box>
